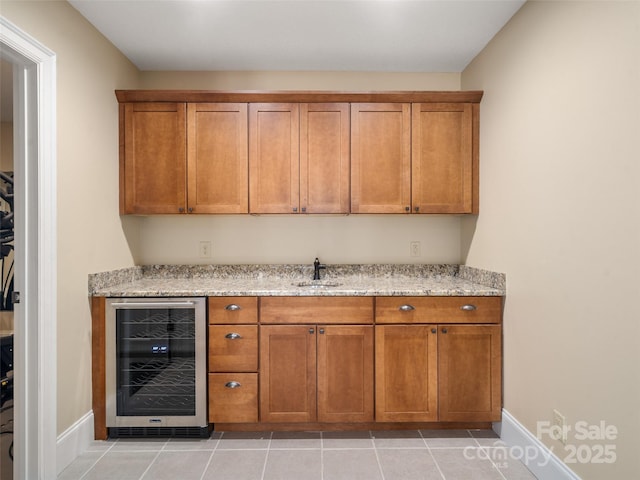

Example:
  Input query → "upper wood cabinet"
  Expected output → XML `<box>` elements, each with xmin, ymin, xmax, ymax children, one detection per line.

<box><xmin>351</xmin><ymin>103</ymin><xmax>412</xmax><ymax>213</ymax></box>
<box><xmin>120</xmin><ymin>102</ymin><xmax>187</xmax><ymax>214</ymax></box>
<box><xmin>187</xmin><ymin>103</ymin><xmax>248</xmax><ymax>213</ymax></box>
<box><xmin>120</xmin><ymin>101</ymin><xmax>248</xmax><ymax>214</ymax></box>
<box><xmin>249</xmin><ymin>103</ymin><xmax>300</xmax><ymax>213</ymax></box>
<box><xmin>351</xmin><ymin>102</ymin><xmax>478</xmax><ymax>214</ymax></box>
<box><xmin>248</xmin><ymin>103</ymin><xmax>350</xmax><ymax>214</ymax></box>
<box><xmin>412</xmin><ymin>103</ymin><xmax>477</xmax><ymax>214</ymax></box>
<box><xmin>117</xmin><ymin>90</ymin><xmax>482</xmax><ymax>215</ymax></box>
<box><xmin>300</xmin><ymin>103</ymin><xmax>350</xmax><ymax>214</ymax></box>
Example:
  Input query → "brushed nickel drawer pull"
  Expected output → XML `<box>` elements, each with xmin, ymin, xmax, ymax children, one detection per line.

<box><xmin>399</xmin><ymin>304</ymin><xmax>415</xmax><ymax>312</ymax></box>
<box><xmin>225</xmin><ymin>304</ymin><xmax>241</xmax><ymax>311</ymax></box>
<box><xmin>460</xmin><ymin>304</ymin><xmax>477</xmax><ymax>311</ymax></box>
<box><xmin>225</xmin><ymin>381</ymin><xmax>241</xmax><ymax>389</ymax></box>
<box><xmin>225</xmin><ymin>332</ymin><xmax>242</xmax><ymax>340</ymax></box>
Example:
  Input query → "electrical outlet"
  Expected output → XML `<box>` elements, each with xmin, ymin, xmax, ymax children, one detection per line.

<box><xmin>553</xmin><ymin>409</ymin><xmax>568</xmax><ymax>444</ymax></box>
<box><xmin>410</xmin><ymin>241</ymin><xmax>421</xmax><ymax>257</ymax></box>
<box><xmin>199</xmin><ymin>241</ymin><xmax>211</xmax><ymax>258</ymax></box>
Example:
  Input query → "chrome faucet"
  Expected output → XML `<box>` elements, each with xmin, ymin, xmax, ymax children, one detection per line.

<box><xmin>313</xmin><ymin>257</ymin><xmax>326</xmax><ymax>280</ymax></box>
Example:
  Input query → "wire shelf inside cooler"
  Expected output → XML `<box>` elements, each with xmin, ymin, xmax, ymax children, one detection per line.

<box><xmin>121</xmin><ymin>322</ymin><xmax>195</xmax><ymax>340</ymax></box>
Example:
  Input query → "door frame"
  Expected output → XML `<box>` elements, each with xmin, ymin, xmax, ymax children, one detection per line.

<box><xmin>0</xmin><ymin>16</ymin><xmax>57</xmax><ymax>479</ymax></box>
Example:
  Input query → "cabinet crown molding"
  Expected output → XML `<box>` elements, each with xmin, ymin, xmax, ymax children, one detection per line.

<box><xmin>115</xmin><ymin>90</ymin><xmax>483</xmax><ymax>104</ymax></box>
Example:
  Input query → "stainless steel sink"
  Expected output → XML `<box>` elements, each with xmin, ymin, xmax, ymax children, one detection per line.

<box><xmin>294</xmin><ymin>281</ymin><xmax>342</xmax><ymax>288</ymax></box>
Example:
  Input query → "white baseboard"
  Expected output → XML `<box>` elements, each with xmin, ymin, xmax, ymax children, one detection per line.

<box><xmin>496</xmin><ymin>409</ymin><xmax>582</xmax><ymax>480</ymax></box>
<box><xmin>56</xmin><ymin>411</ymin><xmax>94</xmax><ymax>475</ymax></box>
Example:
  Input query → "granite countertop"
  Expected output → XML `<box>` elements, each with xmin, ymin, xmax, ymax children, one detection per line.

<box><xmin>89</xmin><ymin>264</ymin><xmax>505</xmax><ymax>297</ymax></box>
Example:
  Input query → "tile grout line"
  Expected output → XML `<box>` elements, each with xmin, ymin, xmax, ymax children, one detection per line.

<box><xmin>77</xmin><ymin>440</ymin><xmax>118</xmax><ymax>480</ymax></box>
<box><xmin>371</xmin><ymin>430</ymin><xmax>387</xmax><ymax>480</ymax></box>
<box><xmin>469</xmin><ymin>430</ymin><xmax>511</xmax><ymax>480</ymax></box>
<box><xmin>197</xmin><ymin>432</ymin><xmax>221</xmax><ymax>480</ymax></box>
<box><xmin>320</xmin><ymin>431</ymin><xmax>324</xmax><ymax>480</ymax></box>
<box><xmin>136</xmin><ymin>438</ymin><xmax>169</xmax><ymax>480</ymax></box>
<box><xmin>419</xmin><ymin>429</ymin><xmax>447</xmax><ymax>480</ymax></box>
<box><xmin>259</xmin><ymin>431</ymin><xmax>273</xmax><ymax>480</ymax></box>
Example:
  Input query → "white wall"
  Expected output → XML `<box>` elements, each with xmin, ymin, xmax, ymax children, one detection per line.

<box><xmin>135</xmin><ymin>214</ymin><xmax>462</xmax><ymax>265</ymax></box>
<box><xmin>462</xmin><ymin>1</ymin><xmax>640</xmax><ymax>478</ymax></box>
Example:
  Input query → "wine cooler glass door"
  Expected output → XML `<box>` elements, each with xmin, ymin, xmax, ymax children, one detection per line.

<box><xmin>106</xmin><ymin>298</ymin><xmax>206</xmax><ymax>428</ymax></box>
<box><xmin>117</xmin><ymin>306</ymin><xmax>196</xmax><ymax>416</ymax></box>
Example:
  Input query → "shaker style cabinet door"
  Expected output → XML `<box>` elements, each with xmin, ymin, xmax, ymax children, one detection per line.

<box><xmin>187</xmin><ymin>103</ymin><xmax>248</xmax><ymax>213</ymax></box>
<box><xmin>120</xmin><ymin>102</ymin><xmax>187</xmax><ymax>214</ymax></box>
<box><xmin>350</xmin><ymin>103</ymin><xmax>411</xmax><ymax>213</ymax></box>
<box><xmin>438</xmin><ymin>325</ymin><xmax>502</xmax><ymax>422</ymax></box>
<box><xmin>259</xmin><ymin>325</ymin><xmax>317</xmax><ymax>423</ymax></box>
<box><xmin>300</xmin><ymin>103</ymin><xmax>350</xmax><ymax>214</ymax></box>
<box><xmin>317</xmin><ymin>325</ymin><xmax>374</xmax><ymax>423</ymax></box>
<box><xmin>412</xmin><ymin>103</ymin><xmax>476</xmax><ymax>214</ymax></box>
<box><xmin>249</xmin><ymin>103</ymin><xmax>300</xmax><ymax>213</ymax></box>
<box><xmin>375</xmin><ymin>325</ymin><xmax>438</xmax><ymax>422</ymax></box>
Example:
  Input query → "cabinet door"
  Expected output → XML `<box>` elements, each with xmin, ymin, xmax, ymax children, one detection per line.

<box><xmin>300</xmin><ymin>103</ymin><xmax>350</xmax><ymax>214</ymax></box>
<box><xmin>375</xmin><ymin>325</ymin><xmax>438</xmax><ymax>422</ymax></box>
<box><xmin>260</xmin><ymin>325</ymin><xmax>316</xmax><ymax>422</ymax></box>
<box><xmin>187</xmin><ymin>103</ymin><xmax>248</xmax><ymax>213</ymax></box>
<box><xmin>412</xmin><ymin>103</ymin><xmax>475</xmax><ymax>213</ymax></box>
<box><xmin>351</xmin><ymin>103</ymin><xmax>411</xmax><ymax>213</ymax></box>
<box><xmin>317</xmin><ymin>325</ymin><xmax>373</xmax><ymax>423</ymax></box>
<box><xmin>438</xmin><ymin>325</ymin><xmax>502</xmax><ymax>422</ymax></box>
<box><xmin>249</xmin><ymin>103</ymin><xmax>300</xmax><ymax>213</ymax></box>
<box><xmin>121</xmin><ymin>102</ymin><xmax>186</xmax><ymax>214</ymax></box>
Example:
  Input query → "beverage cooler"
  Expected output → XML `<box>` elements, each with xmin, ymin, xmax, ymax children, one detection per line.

<box><xmin>105</xmin><ymin>298</ymin><xmax>208</xmax><ymax>437</ymax></box>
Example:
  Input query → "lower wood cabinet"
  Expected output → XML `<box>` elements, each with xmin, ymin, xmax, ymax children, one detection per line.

<box><xmin>208</xmin><ymin>373</ymin><xmax>258</xmax><ymax>423</ymax></box>
<box><xmin>375</xmin><ymin>323</ymin><xmax>502</xmax><ymax>423</ymax></box>
<box><xmin>375</xmin><ymin>325</ymin><xmax>438</xmax><ymax>422</ymax></box>
<box><xmin>260</xmin><ymin>324</ymin><xmax>374</xmax><ymax>423</ymax></box>
<box><xmin>206</xmin><ymin>295</ymin><xmax>501</xmax><ymax>428</ymax></box>
<box><xmin>207</xmin><ymin>297</ymin><xmax>259</xmax><ymax>423</ymax></box>
<box><xmin>438</xmin><ymin>324</ymin><xmax>502</xmax><ymax>422</ymax></box>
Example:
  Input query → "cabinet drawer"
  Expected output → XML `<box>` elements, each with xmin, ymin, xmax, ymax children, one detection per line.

<box><xmin>375</xmin><ymin>296</ymin><xmax>502</xmax><ymax>324</ymax></box>
<box><xmin>209</xmin><ymin>373</ymin><xmax>258</xmax><ymax>423</ymax></box>
<box><xmin>209</xmin><ymin>325</ymin><xmax>258</xmax><ymax>372</ymax></box>
<box><xmin>260</xmin><ymin>297</ymin><xmax>374</xmax><ymax>324</ymax></box>
<box><xmin>209</xmin><ymin>297</ymin><xmax>258</xmax><ymax>324</ymax></box>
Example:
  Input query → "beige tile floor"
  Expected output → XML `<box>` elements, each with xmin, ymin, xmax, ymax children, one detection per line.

<box><xmin>58</xmin><ymin>429</ymin><xmax>538</xmax><ymax>480</ymax></box>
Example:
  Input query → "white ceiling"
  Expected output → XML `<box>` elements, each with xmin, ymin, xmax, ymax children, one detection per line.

<box><xmin>68</xmin><ymin>0</ymin><xmax>526</xmax><ymax>72</ymax></box>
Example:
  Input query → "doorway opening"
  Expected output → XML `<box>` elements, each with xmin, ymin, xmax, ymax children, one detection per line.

<box><xmin>0</xmin><ymin>57</ymin><xmax>15</xmax><ymax>480</ymax></box>
<box><xmin>0</xmin><ymin>16</ymin><xmax>57</xmax><ymax>479</ymax></box>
